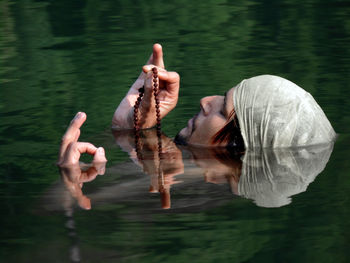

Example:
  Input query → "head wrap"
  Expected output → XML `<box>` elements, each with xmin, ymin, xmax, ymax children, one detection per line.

<box><xmin>233</xmin><ymin>75</ymin><xmax>336</xmax><ymax>148</ymax></box>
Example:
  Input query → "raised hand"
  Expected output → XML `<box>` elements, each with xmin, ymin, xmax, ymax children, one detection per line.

<box><xmin>58</xmin><ymin>112</ymin><xmax>107</xmax><ymax>165</ymax></box>
<box><xmin>58</xmin><ymin>112</ymin><xmax>107</xmax><ymax>209</ymax></box>
<box><xmin>112</xmin><ymin>44</ymin><xmax>180</xmax><ymax>129</ymax></box>
<box><xmin>135</xmin><ymin>65</ymin><xmax>180</xmax><ymax>128</ymax></box>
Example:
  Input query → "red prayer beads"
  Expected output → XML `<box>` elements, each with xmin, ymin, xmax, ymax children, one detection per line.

<box><xmin>134</xmin><ymin>67</ymin><xmax>162</xmax><ymax>161</ymax></box>
<box><xmin>133</xmin><ymin>67</ymin><xmax>165</xmax><ymax>207</ymax></box>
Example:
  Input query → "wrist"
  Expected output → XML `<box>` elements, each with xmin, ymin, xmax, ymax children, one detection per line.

<box><xmin>112</xmin><ymin>106</ymin><xmax>134</xmax><ymax>129</ymax></box>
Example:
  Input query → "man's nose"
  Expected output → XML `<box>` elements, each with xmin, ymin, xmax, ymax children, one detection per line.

<box><xmin>200</xmin><ymin>96</ymin><xmax>218</xmax><ymax>115</ymax></box>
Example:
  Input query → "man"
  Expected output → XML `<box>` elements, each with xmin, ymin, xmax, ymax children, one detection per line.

<box><xmin>112</xmin><ymin>43</ymin><xmax>241</xmax><ymax>147</ymax></box>
<box><xmin>57</xmin><ymin>44</ymin><xmax>336</xmax><ymax>210</ymax></box>
<box><xmin>112</xmin><ymin>43</ymin><xmax>335</xmax><ymax>148</ymax></box>
<box><xmin>60</xmin><ymin>43</ymin><xmax>336</xmax><ymax>166</ymax></box>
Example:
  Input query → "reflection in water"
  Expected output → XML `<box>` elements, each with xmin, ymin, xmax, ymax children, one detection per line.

<box><xmin>239</xmin><ymin>144</ymin><xmax>334</xmax><ymax>207</ymax></box>
<box><xmin>51</xmin><ymin>182</ymin><xmax>84</xmax><ymax>262</ymax></box>
<box><xmin>62</xmin><ymin>196</ymin><xmax>81</xmax><ymax>263</ymax></box>
<box><xmin>1</xmin><ymin>0</ymin><xmax>349</xmax><ymax>261</ymax></box>
<box><xmin>54</xmin><ymin>130</ymin><xmax>334</xmax><ymax>211</ymax></box>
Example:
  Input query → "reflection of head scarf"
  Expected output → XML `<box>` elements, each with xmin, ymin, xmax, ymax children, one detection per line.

<box><xmin>238</xmin><ymin>143</ymin><xmax>334</xmax><ymax>208</ymax></box>
<box><xmin>233</xmin><ymin>75</ymin><xmax>336</xmax><ymax>148</ymax></box>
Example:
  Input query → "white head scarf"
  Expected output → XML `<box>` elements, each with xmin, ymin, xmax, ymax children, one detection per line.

<box><xmin>233</xmin><ymin>75</ymin><xmax>336</xmax><ymax>148</ymax></box>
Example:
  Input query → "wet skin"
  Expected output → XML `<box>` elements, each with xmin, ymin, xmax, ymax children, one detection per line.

<box><xmin>176</xmin><ymin>87</ymin><xmax>235</xmax><ymax>146</ymax></box>
<box><xmin>112</xmin><ymin>43</ymin><xmax>236</xmax><ymax>147</ymax></box>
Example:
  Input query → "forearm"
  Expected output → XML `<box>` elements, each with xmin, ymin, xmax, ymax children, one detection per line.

<box><xmin>111</xmin><ymin>89</ymin><xmax>157</xmax><ymax>130</ymax></box>
<box><xmin>112</xmin><ymin>95</ymin><xmax>136</xmax><ymax>129</ymax></box>
<box><xmin>112</xmin><ymin>79</ymin><xmax>142</xmax><ymax>129</ymax></box>
<box><xmin>112</xmin><ymin>65</ymin><xmax>179</xmax><ymax>130</ymax></box>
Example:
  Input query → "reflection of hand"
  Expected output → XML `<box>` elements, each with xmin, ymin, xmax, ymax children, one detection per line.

<box><xmin>147</xmin><ymin>136</ymin><xmax>184</xmax><ymax>184</ymax></box>
<box><xmin>57</xmin><ymin>112</ymin><xmax>107</xmax><ymax>209</ymax></box>
<box><xmin>59</xmin><ymin>164</ymin><xmax>106</xmax><ymax>210</ymax></box>
<box><xmin>112</xmin><ymin>128</ymin><xmax>183</xmax><ymax>209</ymax></box>
<box><xmin>141</xmin><ymin>132</ymin><xmax>184</xmax><ymax>209</ymax></box>
<box><xmin>112</xmin><ymin>43</ymin><xmax>180</xmax><ymax>129</ymax></box>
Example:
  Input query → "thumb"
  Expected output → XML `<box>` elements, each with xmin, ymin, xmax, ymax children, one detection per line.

<box><xmin>93</xmin><ymin>147</ymin><xmax>107</xmax><ymax>163</ymax></box>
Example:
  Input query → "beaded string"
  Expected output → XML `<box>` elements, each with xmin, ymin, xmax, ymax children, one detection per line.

<box><xmin>134</xmin><ymin>85</ymin><xmax>144</xmax><ymax>161</ymax></box>
<box><xmin>134</xmin><ymin>67</ymin><xmax>164</xmax><ymax>191</ymax></box>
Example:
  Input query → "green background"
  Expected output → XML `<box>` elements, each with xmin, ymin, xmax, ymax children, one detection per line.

<box><xmin>0</xmin><ymin>0</ymin><xmax>349</xmax><ymax>262</ymax></box>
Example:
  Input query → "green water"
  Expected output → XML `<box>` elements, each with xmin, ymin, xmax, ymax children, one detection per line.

<box><xmin>1</xmin><ymin>0</ymin><xmax>350</xmax><ymax>262</ymax></box>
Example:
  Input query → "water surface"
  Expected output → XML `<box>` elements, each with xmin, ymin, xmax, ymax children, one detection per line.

<box><xmin>1</xmin><ymin>0</ymin><xmax>350</xmax><ymax>262</ymax></box>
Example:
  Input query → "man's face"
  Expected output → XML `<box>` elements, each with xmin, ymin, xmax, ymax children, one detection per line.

<box><xmin>176</xmin><ymin>87</ymin><xmax>235</xmax><ymax>146</ymax></box>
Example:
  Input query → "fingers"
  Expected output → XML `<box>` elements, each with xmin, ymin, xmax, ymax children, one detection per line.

<box><xmin>143</xmin><ymin>65</ymin><xmax>179</xmax><ymax>83</ymax></box>
<box><xmin>93</xmin><ymin>147</ymin><xmax>108</xmax><ymax>164</ymax></box>
<box><xmin>145</xmin><ymin>43</ymin><xmax>164</xmax><ymax>68</ymax></box>
<box><xmin>143</xmin><ymin>65</ymin><xmax>180</xmax><ymax>94</ymax></box>
<box><xmin>142</xmin><ymin>64</ymin><xmax>161</xmax><ymax>74</ymax></box>
<box><xmin>77</xmin><ymin>195</ymin><xmax>91</xmax><ymax>210</ymax></box>
<box><xmin>160</xmin><ymin>188</ymin><xmax>171</xmax><ymax>209</ymax></box>
<box><xmin>149</xmin><ymin>172</ymin><xmax>160</xmax><ymax>193</ymax></box>
<box><xmin>143</xmin><ymin>71</ymin><xmax>157</xmax><ymax>96</ymax></box>
<box><xmin>60</xmin><ymin>168</ymin><xmax>91</xmax><ymax>210</ymax></box>
<box><xmin>68</xmin><ymin>180</ymin><xmax>92</xmax><ymax>210</ymax></box>
<box><xmin>80</xmin><ymin>167</ymin><xmax>99</xmax><ymax>183</ymax></box>
<box><xmin>73</xmin><ymin>129</ymin><xmax>81</xmax><ymax>142</ymax></box>
<box><xmin>152</xmin><ymin>43</ymin><xmax>164</xmax><ymax>68</ymax></box>
<box><xmin>61</xmin><ymin>142</ymin><xmax>107</xmax><ymax>167</ymax></box>
<box><xmin>64</xmin><ymin>142</ymin><xmax>98</xmax><ymax>166</ymax></box>
<box><xmin>58</xmin><ymin>112</ymin><xmax>86</xmax><ymax>164</ymax></box>
<box><xmin>65</xmin><ymin>112</ymin><xmax>86</xmax><ymax>142</ymax></box>
<box><xmin>58</xmin><ymin>112</ymin><xmax>108</xmax><ymax>167</ymax></box>
<box><xmin>141</xmin><ymin>43</ymin><xmax>164</xmax><ymax>80</ymax></box>
<box><xmin>69</xmin><ymin>183</ymin><xmax>91</xmax><ymax>210</ymax></box>
<box><xmin>160</xmin><ymin>71</ymin><xmax>180</xmax><ymax>95</ymax></box>
<box><xmin>137</xmin><ymin>65</ymin><xmax>179</xmax><ymax>128</ymax></box>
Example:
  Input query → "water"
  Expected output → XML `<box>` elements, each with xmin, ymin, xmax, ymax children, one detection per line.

<box><xmin>1</xmin><ymin>0</ymin><xmax>350</xmax><ymax>262</ymax></box>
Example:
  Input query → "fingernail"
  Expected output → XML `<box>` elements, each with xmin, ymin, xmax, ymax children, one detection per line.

<box><xmin>143</xmin><ymin>65</ymin><xmax>152</xmax><ymax>71</ymax></box>
<box><xmin>95</xmin><ymin>147</ymin><xmax>107</xmax><ymax>164</ymax></box>
<box><xmin>98</xmin><ymin>147</ymin><xmax>105</xmax><ymax>154</ymax></box>
<box><xmin>74</xmin><ymin>112</ymin><xmax>82</xmax><ymax>119</ymax></box>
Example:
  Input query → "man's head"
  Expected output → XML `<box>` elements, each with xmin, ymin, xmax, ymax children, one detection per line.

<box><xmin>176</xmin><ymin>74</ymin><xmax>336</xmax><ymax>149</ymax></box>
<box><xmin>175</xmin><ymin>87</ymin><xmax>242</xmax><ymax>148</ymax></box>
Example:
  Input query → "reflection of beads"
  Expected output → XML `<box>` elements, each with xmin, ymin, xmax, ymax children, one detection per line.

<box><xmin>134</xmin><ymin>86</ymin><xmax>144</xmax><ymax>160</ymax></box>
